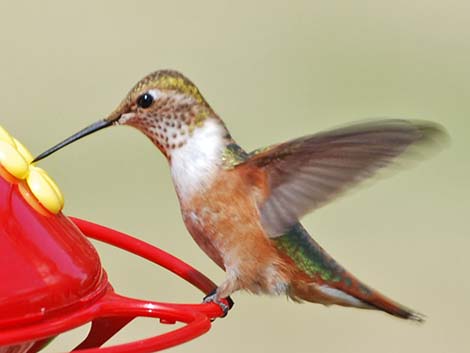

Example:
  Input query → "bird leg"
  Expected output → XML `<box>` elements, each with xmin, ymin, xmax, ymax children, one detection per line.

<box><xmin>203</xmin><ymin>288</ymin><xmax>235</xmax><ymax>317</ymax></box>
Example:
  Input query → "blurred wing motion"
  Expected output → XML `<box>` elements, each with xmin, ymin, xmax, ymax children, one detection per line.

<box><xmin>243</xmin><ymin>119</ymin><xmax>447</xmax><ymax>236</ymax></box>
<box><xmin>235</xmin><ymin>119</ymin><xmax>446</xmax><ymax>321</ymax></box>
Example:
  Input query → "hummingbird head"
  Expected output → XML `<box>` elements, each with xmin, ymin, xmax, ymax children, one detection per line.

<box><xmin>33</xmin><ymin>70</ymin><xmax>228</xmax><ymax>162</ymax></box>
<box><xmin>109</xmin><ymin>70</ymin><xmax>221</xmax><ymax>158</ymax></box>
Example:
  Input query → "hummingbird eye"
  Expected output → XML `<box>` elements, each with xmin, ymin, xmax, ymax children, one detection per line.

<box><xmin>137</xmin><ymin>92</ymin><xmax>154</xmax><ymax>109</ymax></box>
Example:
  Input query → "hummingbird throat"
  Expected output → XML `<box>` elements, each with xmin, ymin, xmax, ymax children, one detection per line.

<box><xmin>169</xmin><ymin>119</ymin><xmax>228</xmax><ymax>201</ymax></box>
<box><xmin>123</xmin><ymin>93</ymin><xmax>214</xmax><ymax>155</ymax></box>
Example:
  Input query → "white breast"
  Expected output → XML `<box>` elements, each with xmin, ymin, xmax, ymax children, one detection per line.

<box><xmin>170</xmin><ymin>119</ymin><xmax>226</xmax><ymax>202</ymax></box>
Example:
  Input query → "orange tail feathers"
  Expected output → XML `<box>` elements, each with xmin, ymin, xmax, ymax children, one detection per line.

<box><xmin>290</xmin><ymin>274</ymin><xmax>424</xmax><ymax>322</ymax></box>
<box><xmin>359</xmin><ymin>289</ymin><xmax>424</xmax><ymax>322</ymax></box>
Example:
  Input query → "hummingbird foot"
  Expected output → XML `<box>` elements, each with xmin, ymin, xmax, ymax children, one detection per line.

<box><xmin>203</xmin><ymin>289</ymin><xmax>234</xmax><ymax>318</ymax></box>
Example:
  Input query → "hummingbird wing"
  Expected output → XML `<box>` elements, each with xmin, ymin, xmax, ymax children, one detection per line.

<box><xmin>242</xmin><ymin>119</ymin><xmax>446</xmax><ymax>236</ymax></box>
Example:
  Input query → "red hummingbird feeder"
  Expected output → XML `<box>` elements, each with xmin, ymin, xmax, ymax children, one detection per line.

<box><xmin>0</xmin><ymin>126</ymin><xmax>230</xmax><ymax>353</ymax></box>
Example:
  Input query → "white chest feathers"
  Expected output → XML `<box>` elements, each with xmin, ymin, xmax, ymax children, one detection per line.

<box><xmin>170</xmin><ymin>119</ymin><xmax>226</xmax><ymax>202</ymax></box>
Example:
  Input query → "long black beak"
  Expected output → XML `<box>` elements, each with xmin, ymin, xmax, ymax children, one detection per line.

<box><xmin>33</xmin><ymin>119</ymin><xmax>114</xmax><ymax>163</ymax></box>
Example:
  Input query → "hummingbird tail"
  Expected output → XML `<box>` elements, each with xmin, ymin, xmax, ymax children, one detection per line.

<box><xmin>292</xmin><ymin>279</ymin><xmax>425</xmax><ymax>322</ymax></box>
<box><xmin>274</xmin><ymin>223</ymin><xmax>424</xmax><ymax>322</ymax></box>
<box><xmin>358</xmin><ymin>289</ymin><xmax>425</xmax><ymax>322</ymax></box>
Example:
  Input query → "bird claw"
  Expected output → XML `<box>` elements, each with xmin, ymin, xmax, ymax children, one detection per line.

<box><xmin>203</xmin><ymin>289</ymin><xmax>234</xmax><ymax>318</ymax></box>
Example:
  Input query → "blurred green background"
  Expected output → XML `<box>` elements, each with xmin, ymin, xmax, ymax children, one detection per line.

<box><xmin>0</xmin><ymin>1</ymin><xmax>468</xmax><ymax>352</ymax></box>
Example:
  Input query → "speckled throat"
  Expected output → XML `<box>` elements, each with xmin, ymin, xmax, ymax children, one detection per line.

<box><xmin>122</xmin><ymin>94</ymin><xmax>220</xmax><ymax>158</ymax></box>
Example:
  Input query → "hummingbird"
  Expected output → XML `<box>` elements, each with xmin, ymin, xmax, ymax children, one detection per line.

<box><xmin>34</xmin><ymin>70</ymin><xmax>446</xmax><ymax>321</ymax></box>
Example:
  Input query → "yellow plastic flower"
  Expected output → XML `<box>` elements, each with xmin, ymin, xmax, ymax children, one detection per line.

<box><xmin>0</xmin><ymin>125</ymin><xmax>64</xmax><ymax>214</ymax></box>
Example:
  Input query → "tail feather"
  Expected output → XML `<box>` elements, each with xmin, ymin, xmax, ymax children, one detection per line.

<box><xmin>292</xmin><ymin>278</ymin><xmax>424</xmax><ymax>322</ymax></box>
<box><xmin>359</xmin><ymin>289</ymin><xmax>425</xmax><ymax>322</ymax></box>
<box><xmin>274</xmin><ymin>223</ymin><xmax>424</xmax><ymax>321</ymax></box>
